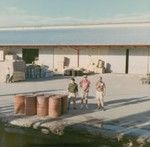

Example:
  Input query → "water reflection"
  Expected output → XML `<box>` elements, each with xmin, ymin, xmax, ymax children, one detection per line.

<box><xmin>0</xmin><ymin>123</ymin><xmax>123</xmax><ymax>147</ymax></box>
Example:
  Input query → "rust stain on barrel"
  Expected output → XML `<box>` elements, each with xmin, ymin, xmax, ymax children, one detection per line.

<box><xmin>25</xmin><ymin>95</ymin><xmax>37</xmax><ymax>116</ymax></box>
<box><xmin>37</xmin><ymin>95</ymin><xmax>49</xmax><ymax>116</ymax></box>
<box><xmin>48</xmin><ymin>95</ymin><xmax>61</xmax><ymax>118</ymax></box>
<box><xmin>61</xmin><ymin>95</ymin><xmax>68</xmax><ymax>114</ymax></box>
<box><xmin>14</xmin><ymin>94</ymin><xmax>25</xmax><ymax>114</ymax></box>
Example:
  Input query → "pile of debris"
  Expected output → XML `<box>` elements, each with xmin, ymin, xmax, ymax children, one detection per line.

<box><xmin>141</xmin><ymin>73</ymin><xmax>150</xmax><ymax>84</ymax></box>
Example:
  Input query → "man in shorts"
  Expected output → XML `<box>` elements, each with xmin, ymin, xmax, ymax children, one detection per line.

<box><xmin>79</xmin><ymin>75</ymin><xmax>90</xmax><ymax>109</ymax></box>
<box><xmin>68</xmin><ymin>78</ymin><xmax>78</xmax><ymax>110</ymax></box>
<box><xmin>96</xmin><ymin>76</ymin><xmax>106</xmax><ymax>110</ymax></box>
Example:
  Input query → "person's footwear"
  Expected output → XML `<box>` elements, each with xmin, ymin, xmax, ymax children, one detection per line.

<box><xmin>97</xmin><ymin>106</ymin><xmax>101</xmax><ymax>110</ymax></box>
<box><xmin>101</xmin><ymin>107</ymin><xmax>105</xmax><ymax>111</ymax></box>
<box><xmin>80</xmin><ymin>104</ymin><xmax>84</xmax><ymax>109</ymax></box>
<box><xmin>85</xmin><ymin>105</ymin><xmax>89</xmax><ymax>109</ymax></box>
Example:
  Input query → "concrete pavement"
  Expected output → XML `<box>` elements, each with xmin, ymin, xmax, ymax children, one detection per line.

<box><xmin>0</xmin><ymin>74</ymin><xmax>150</xmax><ymax>145</ymax></box>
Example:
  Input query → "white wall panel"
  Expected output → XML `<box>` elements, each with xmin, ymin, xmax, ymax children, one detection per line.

<box><xmin>129</xmin><ymin>48</ymin><xmax>148</xmax><ymax>74</ymax></box>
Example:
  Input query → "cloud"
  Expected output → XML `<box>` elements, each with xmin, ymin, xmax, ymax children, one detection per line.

<box><xmin>0</xmin><ymin>6</ymin><xmax>150</xmax><ymax>27</ymax></box>
<box><xmin>111</xmin><ymin>13</ymin><xmax>150</xmax><ymax>22</ymax></box>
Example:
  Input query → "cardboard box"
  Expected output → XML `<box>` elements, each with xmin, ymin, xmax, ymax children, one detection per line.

<box><xmin>5</xmin><ymin>54</ymin><xmax>17</xmax><ymax>60</ymax></box>
<box><xmin>0</xmin><ymin>50</ymin><xmax>4</xmax><ymax>61</ymax></box>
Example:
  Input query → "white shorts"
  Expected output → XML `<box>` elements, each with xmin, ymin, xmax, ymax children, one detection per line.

<box><xmin>81</xmin><ymin>90</ymin><xmax>88</xmax><ymax>100</ymax></box>
<box><xmin>68</xmin><ymin>92</ymin><xmax>77</xmax><ymax>101</ymax></box>
<box><xmin>96</xmin><ymin>91</ymin><xmax>104</xmax><ymax>100</ymax></box>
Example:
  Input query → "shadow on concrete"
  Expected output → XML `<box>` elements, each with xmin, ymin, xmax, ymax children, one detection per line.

<box><xmin>1</xmin><ymin>95</ymin><xmax>149</xmax><ymax>142</ymax></box>
<box><xmin>107</xmin><ymin>111</ymin><xmax>150</xmax><ymax>135</ymax></box>
<box><xmin>0</xmin><ymin>105</ymin><xmax>14</xmax><ymax>116</ymax></box>
<box><xmin>105</xmin><ymin>96</ymin><xmax>150</xmax><ymax>110</ymax></box>
<box><xmin>17</xmin><ymin>75</ymin><xmax>72</xmax><ymax>83</ymax></box>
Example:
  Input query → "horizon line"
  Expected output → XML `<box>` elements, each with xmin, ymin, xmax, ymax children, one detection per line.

<box><xmin>0</xmin><ymin>21</ymin><xmax>150</xmax><ymax>31</ymax></box>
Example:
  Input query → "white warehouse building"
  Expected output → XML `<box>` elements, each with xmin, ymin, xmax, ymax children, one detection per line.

<box><xmin>0</xmin><ymin>23</ymin><xmax>150</xmax><ymax>75</ymax></box>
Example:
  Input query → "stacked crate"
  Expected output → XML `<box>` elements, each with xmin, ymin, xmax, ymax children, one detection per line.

<box><xmin>0</xmin><ymin>54</ymin><xmax>26</xmax><ymax>82</ymax></box>
<box><xmin>13</xmin><ymin>61</ymin><xmax>26</xmax><ymax>81</ymax></box>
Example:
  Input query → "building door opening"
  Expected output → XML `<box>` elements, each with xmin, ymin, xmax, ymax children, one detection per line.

<box><xmin>22</xmin><ymin>49</ymin><xmax>39</xmax><ymax>64</ymax></box>
<box><xmin>125</xmin><ymin>49</ymin><xmax>129</xmax><ymax>74</ymax></box>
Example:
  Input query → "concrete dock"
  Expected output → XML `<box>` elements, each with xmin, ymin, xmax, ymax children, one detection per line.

<box><xmin>0</xmin><ymin>74</ymin><xmax>149</xmax><ymax>145</ymax></box>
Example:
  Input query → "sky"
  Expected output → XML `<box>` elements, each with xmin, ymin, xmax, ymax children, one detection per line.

<box><xmin>0</xmin><ymin>0</ymin><xmax>150</xmax><ymax>27</ymax></box>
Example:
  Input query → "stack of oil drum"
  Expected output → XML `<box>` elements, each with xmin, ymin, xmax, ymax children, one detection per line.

<box><xmin>14</xmin><ymin>93</ymin><xmax>68</xmax><ymax>118</ymax></box>
<box><xmin>26</xmin><ymin>65</ymin><xmax>42</xmax><ymax>79</ymax></box>
<box><xmin>26</xmin><ymin>65</ymin><xmax>52</xmax><ymax>79</ymax></box>
<box><xmin>64</xmin><ymin>69</ymin><xmax>83</xmax><ymax>76</ymax></box>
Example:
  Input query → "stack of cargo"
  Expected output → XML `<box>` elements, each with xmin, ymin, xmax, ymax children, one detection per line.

<box><xmin>26</xmin><ymin>64</ymin><xmax>53</xmax><ymax>79</ymax></box>
<box><xmin>88</xmin><ymin>59</ymin><xmax>105</xmax><ymax>74</ymax></box>
<box><xmin>12</xmin><ymin>61</ymin><xmax>26</xmax><ymax>82</ymax></box>
<box><xmin>0</xmin><ymin>53</ymin><xmax>26</xmax><ymax>82</ymax></box>
<box><xmin>56</xmin><ymin>57</ymin><xmax>70</xmax><ymax>73</ymax></box>
<box><xmin>95</xmin><ymin>59</ymin><xmax>105</xmax><ymax>74</ymax></box>
<box><xmin>141</xmin><ymin>73</ymin><xmax>150</xmax><ymax>84</ymax></box>
<box><xmin>26</xmin><ymin>65</ymin><xmax>41</xmax><ymax>79</ymax></box>
<box><xmin>64</xmin><ymin>68</ymin><xmax>84</xmax><ymax>76</ymax></box>
<box><xmin>14</xmin><ymin>93</ymin><xmax>68</xmax><ymax>118</ymax></box>
<box><xmin>0</xmin><ymin>50</ymin><xmax>4</xmax><ymax>61</ymax></box>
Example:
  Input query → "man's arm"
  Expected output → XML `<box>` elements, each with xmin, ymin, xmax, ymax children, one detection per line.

<box><xmin>67</xmin><ymin>83</ymin><xmax>70</xmax><ymax>93</ymax></box>
<box><xmin>96</xmin><ymin>82</ymin><xmax>99</xmax><ymax>89</ymax></box>
<box><xmin>103</xmin><ymin>83</ymin><xmax>106</xmax><ymax>96</ymax></box>
<box><xmin>79</xmin><ymin>80</ymin><xmax>82</xmax><ymax>87</ymax></box>
<box><xmin>75</xmin><ymin>84</ymin><xmax>78</xmax><ymax>92</ymax></box>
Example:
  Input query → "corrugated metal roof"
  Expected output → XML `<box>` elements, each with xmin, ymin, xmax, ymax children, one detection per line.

<box><xmin>0</xmin><ymin>24</ymin><xmax>150</xmax><ymax>45</ymax></box>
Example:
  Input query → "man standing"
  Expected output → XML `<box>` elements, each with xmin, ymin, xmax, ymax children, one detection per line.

<box><xmin>96</xmin><ymin>76</ymin><xmax>106</xmax><ymax>110</ymax></box>
<box><xmin>6</xmin><ymin>67</ymin><xmax>10</xmax><ymax>83</ymax></box>
<box><xmin>79</xmin><ymin>75</ymin><xmax>90</xmax><ymax>109</ymax></box>
<box><xmin>68</xmin><ymin>78</ymin><xmax>78</xmax><ymax>110</ymax></box>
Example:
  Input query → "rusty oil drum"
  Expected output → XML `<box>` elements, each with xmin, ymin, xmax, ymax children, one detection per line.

<box><xmin>48</xmin><ymin>95</ymin><xmax>61</xmax><ymax>118</ymax></box>
<box><xmin>25</xmin><ymin>95</ymin><xmax>37</xmax><ymax>116</ymax></box>
<box><xmin>14</xmin><ymin>94</ymin><xmax>25</xmax><ymax>114</ymax></box>
<box><xmin>37</xmin><ymin>95</ymin><xmax>49</xmax><ymax>116</ymax></box>
<box><xmin>61</xmin><ymin>95</ymin><xmax>68</xmax><ymax>114</ymax></box>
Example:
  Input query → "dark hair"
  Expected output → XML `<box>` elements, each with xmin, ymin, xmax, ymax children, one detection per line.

<box><xmin>71</xmin><ymin>77</ymin><xmax>75</xmax><ymax>81</ymax></box>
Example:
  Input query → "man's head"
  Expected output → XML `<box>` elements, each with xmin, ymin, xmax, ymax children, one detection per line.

<box><xmin>99</xmin><ymin>76</ymin><xmax>102</xmax><ymax>82</ymax></box>
<box><xmin>71</xmin><ymin>77</ymin><xmax>75</xmax><ymax>83</ymax></box>
<box><xmin>83</xmin><ymin>75</ymin><xmax>87</xmax><ymax>80</ymax></box>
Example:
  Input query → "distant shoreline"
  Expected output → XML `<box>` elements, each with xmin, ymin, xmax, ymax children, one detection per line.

<box><xmin>0</xmin><ymin>21</ymin><xmax>150</xmax><ymax>31</ymax></box>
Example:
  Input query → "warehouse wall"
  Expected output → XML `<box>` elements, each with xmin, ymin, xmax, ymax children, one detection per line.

<box><xmin>38</xmin><ymin>46</ymin><xmax>78</xmax><ymax>71</ymax></box>
<box><xmin>129</xmin><ymin>47</ymin><xmax>150</xmax><ymax>74</ymax></box>
<box><xmin>1</xmin><ymin>46</ymin><xmax>149</xmax><ymax>74</ymax></box>
<box><xmin>38</xmin><ymin>47</ymin><xmax>54</xmax><ymax>69</ymax></box>
<box><xmin>0</xmin><ymin>47</ymin><xmax>22</xmax><ymax>60</ymax></box>
<box><xmin>149</xmin><ymin>48</ymin><xmax>150</xmax><ymax>74</ymax></box>
<box><xmin>53</xmin><ymin>46</ymin><xmax>78</xmax><ymax>69</ymax></box>
<box><xmin>5</xmin><ymin>47</ymin><xmax>22</xmax><ymax>58</ymax></box>
<box><xmin>79</xmin><ymin>46</ymin><xmax>126</xmax><ymax>73</ymax></box>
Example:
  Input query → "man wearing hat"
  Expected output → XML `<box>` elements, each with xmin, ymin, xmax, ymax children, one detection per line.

<box><xmin>79</xmin><ymin>75</ymin><xmax>90</xmax><ymax>109</ymax></box>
